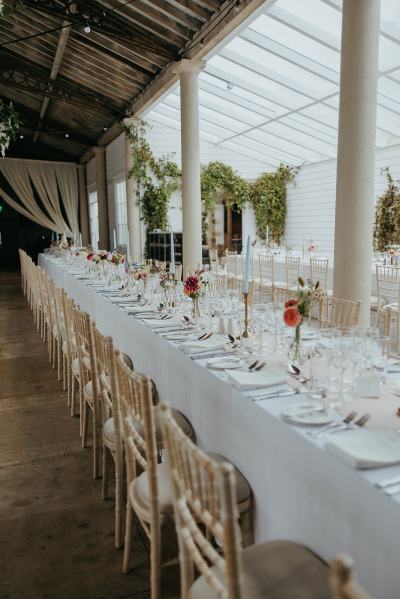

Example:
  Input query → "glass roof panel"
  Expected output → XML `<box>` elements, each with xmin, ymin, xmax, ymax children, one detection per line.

<box><xmin>146</xmin><ymin>0</ymin><xmax>400</xmax><ymax>167</ymax></box>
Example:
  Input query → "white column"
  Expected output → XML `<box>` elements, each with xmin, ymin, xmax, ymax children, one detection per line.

<box><xmin>123</xmin><ymin>117</ymin><xmax>142</xmax><ymax>263</ymax></box>
<box><xmin>77</xmin><ymin>165</ymin><xmax>90</xmax><ymax>246</ymax></box>
<box><xmin>174</xmin><ymin>59</ymin><xmax>205</xmax><ymax>274</ymax></box>
<box><xmin>333</xmin><ymin>0</ymin><xmax>380</xmax><ymax>325</ymax></box>
<box><xmin>93</xmin><ymin>146</ymin><xmax>109</xmax><ymax>250</ymax></box>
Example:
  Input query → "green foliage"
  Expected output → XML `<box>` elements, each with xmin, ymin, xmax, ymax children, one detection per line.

<box><xmin>249</xmin><ymin>164</ymin><xmax>300</xmax><ymax>244</ymax></box>
<box><xmin>125</xmin><ymin>120</ymin><xmax>181</xmax><ymax>232</ymax></box>
<box><xmin>0</xmin><ymin>0</ymin><xmax>24</xmax><ymax>17</ymax></box>
<box><xmin>373</xmin><ymin>168</ymin><xmax>400</xmax><ymax>251</ymax></box>
<box><xmin>201</xmin><ymin>161</ymin><xmax>249</xmax><ymax>219</ymax></box>
<box><xmin>0</xmin><ymin>99</ymin><xmax>20</xmax><ymax>157</ymax></box>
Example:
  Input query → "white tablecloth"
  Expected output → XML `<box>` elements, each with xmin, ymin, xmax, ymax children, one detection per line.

<box><xmin>39</xmin><ymin>254</ymin><xmax>400</xmax><ymax>599</ymax></box>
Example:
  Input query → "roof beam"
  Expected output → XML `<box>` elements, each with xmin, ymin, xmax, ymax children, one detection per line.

<box><xmin>79</xmin><ymin>0</ymin><xmax>275</xmax><ymax>162</ymax></box>
<box><xmin>33</xmin><ymin>15</ymin><xmax>72</xmax><ymax>143</ymax></box>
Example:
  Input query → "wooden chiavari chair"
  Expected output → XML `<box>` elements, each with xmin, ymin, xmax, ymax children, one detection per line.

<box><xmin>375</xmin><ymin>265</ymin><xmax>400</xmax><ymax>325</ymax></box>
<box><xmin>159</xmin><ymin>403</ymin><xmax>331</xmax><ymax>599</ymax></box>
<box><xmin>319</xmin><ymin>297</ymin><xmax>361</xmax><ymax>330</ymax></box>
<box><xmin>330</xmin><ymin>555</ymin><xmax>373</xmax><ymax>599</ymax></box>
<box><xmin>209</xmin><ymin>248</ymin><xmax>219</xmax><ymax>274</ymax></box>
<box><xmin>38</xmin><ymin>269</ymin><xmax>53</xmax><ymax>360</ymax></box>
<box><xmin>257</xmin><ymin>254</ymin><xmax>286</xmax><ymax>302</ymax></box>
<box><xmin>73</xmin><ymin>306</ymin><xmax>100</xmax><ymax>478</ymax></box>
<box><xmin>93</xmin><ymin>327</ymin><xmax>124</xmax><ymax>548</ymax></box>
<box><xmin>116</xmin><ymin>359</ymin><xmax>252</xmax><ymax>597</ymax></box>
<box><xmin>310</xmin><ymin>258</ymin><xmax>330</xmax><ymax>295</ymax></box>
<box><xmin>225</xmin><ymin>250</ymin><xmax>242</xmax><ymax>289</ymax></box>
<box><xmin>285</xmin><ymin>256</ymin><xmax>300</xmax><ymax>289</ymax></box>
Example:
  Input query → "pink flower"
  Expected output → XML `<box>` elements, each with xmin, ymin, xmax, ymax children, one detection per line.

<box><xmin>284</xmin><ymin>306</ymin><xmax>302</xmax><ymax>328</ymax></box>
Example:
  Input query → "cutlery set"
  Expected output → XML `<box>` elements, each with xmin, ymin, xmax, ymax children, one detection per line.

<box><xmin>310</xmin><ymin>412</ymin><xmax>371</xmax><ymax>439</ymax></box>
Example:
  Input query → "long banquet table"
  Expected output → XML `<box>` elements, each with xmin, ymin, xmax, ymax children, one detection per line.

<box><xmin>40</xmin><ymin>254</ymin><xmax>400</xmax><ymax>598</ymax></box>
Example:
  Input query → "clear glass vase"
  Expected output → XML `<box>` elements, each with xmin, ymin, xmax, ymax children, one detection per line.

<box><xmin>287</xmin><ymin>325</ymin><xmax>307</xmax><ymax>365</ymax></box>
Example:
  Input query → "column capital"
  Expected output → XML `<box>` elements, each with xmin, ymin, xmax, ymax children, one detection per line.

<box><xmin>173</xmin><ymin>59</ymin><xmax>205</xmax><ymax>77</ymax></box>
<box><xmin>122</xmin><ymin>116</ymin><xmax>141</xmax><ymax>129</ymax></box>
<box><xmin>93</xmin><ymin>146</ymin><xmax>106</xmax><ymax>156</ymax></box>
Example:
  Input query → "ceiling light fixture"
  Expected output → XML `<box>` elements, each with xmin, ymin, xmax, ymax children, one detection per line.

<box><xmin>19</xmin><ymin>134</ymin><xmax>24</xmax><ymax>139</ymax></box>
<box><xmin>65</xmin><ymin>133</ymin><xmax>69</xmax><ymax>138</ymax></box>
<box><xmin>84</xmin><ymin>23</ymin><xmax>91</xmax><ymax>33</ymax></box>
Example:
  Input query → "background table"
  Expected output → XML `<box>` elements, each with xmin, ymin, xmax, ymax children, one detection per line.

<box><xmin>40</xmin><ymin>254</ymin><xmax>400</xmax><ymax>598</ymax></box>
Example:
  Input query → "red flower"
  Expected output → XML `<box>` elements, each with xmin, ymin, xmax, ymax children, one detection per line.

<box><xmin>87</xmin><ymin>253</ymin><xmax>94</xmax><ymax>261</ymax></box>
<box><xmin>183</xmin><ymin>275</ymin><xmax>200</xmax><ymax>298</ymax></box>
<box><xmin>285</xmin><ymin>299</ymin><xmax>298</xmax><ymax>309</ymax></box>
<box><xmin>284</xmin><ymin>306</ymin><xmax>302</xmax><ymax>328</ymax></box>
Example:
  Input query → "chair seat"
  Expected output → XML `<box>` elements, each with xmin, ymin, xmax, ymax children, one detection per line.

<box><xmin>131</xmin><ymin>453</ymin><xmax>251</xmax><ymax>516</ymax></box>
<box><xmin>190</xmin><ymin>540</ymin><xmax>330</xmax><ymax>599</ymax></box>
<box><xmin>370</xmin><ymin>295</ymin><xmax>388</xmax><ymax>308</ymax></box>
<box><xmin>383</xmin><ymin>302</ymin><xmax>398</xmax><ymax>312</ymax></box>
<box><xmin>130</xmin><ymin>405</ymin><xmax>193</xmax><ymax>445</ymax></box>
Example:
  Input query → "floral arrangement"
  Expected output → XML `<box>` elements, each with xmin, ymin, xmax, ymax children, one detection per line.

<box><xmin>87</xmin><ymin>249</ymin><xmax>108</xmax><ymax>262</ymax></box>
<box><xmin>183</xmin><ymin>274</ymin><xmax>202</xmax><ymax>299</ymax></box>
<box><xmin>284</xmin><ymin>277</ymin><xmax>321</xmax><ymax>362</ymax></box>
<box><xmin>108</xmin><ymin>251</ymin><xmax>125</xmax><ymax>265</ymax></box>
<box><xmin>0</xmin><ymin>100</ymin><xmax>20</xmax><ymax>157</ymax></box>
<box><xmin>160</xmin><ymin>272</ymin><xmax>176</xmax><ymax>289</ymax></box>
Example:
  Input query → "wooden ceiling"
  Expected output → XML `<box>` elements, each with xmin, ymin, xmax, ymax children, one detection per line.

<box><xmin>0</xmin><ymin>0</ymin><xmax>225</xmax><ymax>161</ymax></box>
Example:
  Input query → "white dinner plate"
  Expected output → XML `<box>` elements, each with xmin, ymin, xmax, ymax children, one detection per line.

<box><xmin>282</xmin><ymin>402</ymin><xmax>333</xmax><ymax>426</ymax></box>
<box><xmin>207</xmin><ymin>357</ymin><xmax>243</xmax><ymax>370</ymax></box>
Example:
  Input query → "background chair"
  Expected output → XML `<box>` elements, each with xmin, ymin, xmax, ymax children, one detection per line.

<box><xmin>319</xmin><ymin>297</ymin><xmax>361</xmax><ymax>329</ymax></box>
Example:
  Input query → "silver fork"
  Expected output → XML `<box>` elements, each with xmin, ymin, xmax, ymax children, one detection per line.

<box><xmin>327</xmin><ymin>412</ymin><xmax>371</xmax><ymax>435</ymax></box>
<box><xmin>310</xmin><ymin>411</ymin><xmax>357</xmax><ymax>438</ymax></box>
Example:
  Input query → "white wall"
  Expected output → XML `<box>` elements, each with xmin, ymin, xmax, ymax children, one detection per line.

<box><xmin>283</xmin><ymin>143</ymin><xmax>400</xmax><ymax>252</ymax></box>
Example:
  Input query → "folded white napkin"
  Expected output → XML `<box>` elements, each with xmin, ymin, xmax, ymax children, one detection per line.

<box><xmin>180</xmin><ymin>337</ymin><xmax>225</xmax><ymax>354</ymax></box>
<box><xmin>325</xmin><ymin>429</ymin><xmax>400</xmax><ymax>469</ymax></box>
<box><xmin>144</xmin><ymin>319</ymin><xmax>180</xmax><ymax>328</ymax></box>
<box><xmin>228</xmin><ymin>369</ymin><xmax>287</xmax><ymax>390</ymax></box>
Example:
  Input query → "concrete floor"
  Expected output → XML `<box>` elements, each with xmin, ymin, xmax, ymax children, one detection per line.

<box><xmin>0</xmin><ymin>272</ymin><xmax>179</xmax><ymax>599</ymax></box>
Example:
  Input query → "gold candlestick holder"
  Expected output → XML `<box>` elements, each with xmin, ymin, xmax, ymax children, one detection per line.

<box><xmin>242</xmin><ymin>292</ymin><xmax>249</xmax><ymax>338</ymax></box>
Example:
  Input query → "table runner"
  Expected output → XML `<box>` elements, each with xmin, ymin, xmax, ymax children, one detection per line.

<box><xmin>39</xmin><ymin>254</ymin><xmax>400</xmax><ymax>598</ymax></box>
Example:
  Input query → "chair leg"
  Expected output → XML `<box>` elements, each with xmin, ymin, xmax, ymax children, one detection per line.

<box><xmin>102</xmin><ymin>445</ymin><xmax>109</xmax><ymax>499</ymax></box>
<box><xmin>93</xmin><ymin>414</ymin><xmax>99</xmax><ymax>479</ymax></box>
<box><xmin>82</xmin><ymin>401</ymin><xmax>89</xmax><ymax>449</ymax></box>
<box><xmin>52</xmin><ymin>336</ymin><xmax>57</xmax><ymax>369</ymax></box>
<box><xmin>57</xmin><ymin>341</ymin><xmax>62</xmax><ymax>381</ymax></box>
<box><xmin>123</xmin><ymin>500</ymin><xmax>134</xmax><ymax>573</ymax></box>
<box><xmin>240</xmin><ymin>507</ymin><xmax>254</xmax><ymax>547</ymax></box>
<box><xmin>70</xmin><ymin>372</ymin><xmax>75</xmax><ymax>412</ymax></box>
<box><xmin>115</xmin><ymin>453</ymin><xmax>123</xmax><ymax>549</ymax></box>
<box><xmin>62</xmin><ymin>354</ymin><xmax>67</xmax><ymax>391</ymax></box>
<box><xmin>150</xmin><ymin>524</ymin><xmax>161</xmax><ymax>599</ymax></box>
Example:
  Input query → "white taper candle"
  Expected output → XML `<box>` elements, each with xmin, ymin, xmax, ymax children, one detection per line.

<box><xmin>242</xmin><ymin>234</ymin><xmax>251</xmax><ymax>294</ymax></box>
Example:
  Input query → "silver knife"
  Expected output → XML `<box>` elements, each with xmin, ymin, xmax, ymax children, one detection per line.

<box><xmin>251</xmin><ymin>389</ymin><xmax>298</xmax><ymax>402</ymax></box>
<box><xmin>191</xmin><ymin>351</ymin><xmax>235</xmax><ymax>360</ymax></box>
<box><xmin>376</xmin><ymin>474</ymin><xmax>400</xmax><ymax>489</ymax></box>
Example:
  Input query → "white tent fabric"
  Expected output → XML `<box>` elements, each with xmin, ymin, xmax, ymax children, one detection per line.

<box><xmin>0</xmin><ymin>158</ymin><xmax>79</xmax><ymax>239</ymax></box>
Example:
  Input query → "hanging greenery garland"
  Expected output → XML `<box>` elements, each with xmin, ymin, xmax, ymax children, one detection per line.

<box><xmin>0</xmin><ymin>100</ymin><xmax>20</xmax><ymax>157</ymax></box>
<box><xmin>249</xmin><ymin>164</ymin><xmax>300</xmax><ymax>244</ymax></box>
<box><xmin>201</xmin><ymin>161</ymin><xmax>249</xmax><ymax>228</ymax></box>
<box><xmin>125</xmin><ymin>120</ymin><xmax>181</xmax><ymax>232</ymax></box>
<box><xmin>373</xmin><ymin>167</ymin><xmax>400</xmax><ymax>251</ymax></box>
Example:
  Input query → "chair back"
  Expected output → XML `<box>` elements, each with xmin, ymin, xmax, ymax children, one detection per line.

<box><xmin>93</xmin><ymin>327</ymin><xmax>121</xmax><ymax>437</ymax></box>
<box><xmin>225</xmin><ymin>250</ymin><xmax>239</xmax><ymax>281</ymax></box>
<box><xmin>319</xmin><ymin>297</ymin><xmax>361</xmax><ymax>329</ymax></box>
<box><xmin>310</xmin><ymin>258</ymin><xmax>329</xmax><ymax>291</ymax></box>
<box><xmin>259</xmin><ymin>254</ymin><xmax>274</xmax><ymax>286</ymax></box>
<box><xmin>209</xmin><ymin>248</ymin><xmax>219</xmax><ymax>273</ymax></box>
<box><xmin>72</xmin><ymin>306</ymin><xmax>96</xmax><ymax>386</ymax></box>
<box><xmin>159</xmin><ymin>403</ymin><xmax>243</xmax><ymax>599</ymax></box>
<box><xmin>285</xmin><ymin>256</ymin><xmax>300</xmax><ymax>289</ymax></box>
<box><xmin>116</xmin><ymin>354</ymin><xmax>159</xmax><ymax>508</ymax></box>
<box><xmin>330</xmin><ymin>555</ymin><xmax>373</xmax><ymax>599</ymax></box>
<box><xmin>376</xmin><ymin>265</ymin><xmax>400</xmax><ymax>305</ymax></box>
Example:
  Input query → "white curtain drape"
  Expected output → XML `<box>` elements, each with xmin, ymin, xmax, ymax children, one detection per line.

<box><xmin>0</xmin><ymin>158</ymin><xmax>80</xmax><ymax>239</ymax></box>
